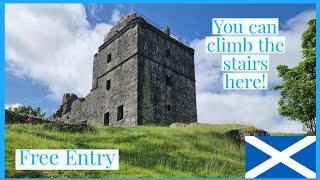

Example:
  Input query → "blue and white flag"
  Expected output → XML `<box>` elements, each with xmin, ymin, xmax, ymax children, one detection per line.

<box><xmin>245</xmin><ymin>136</ymin><xmax>316</xmax><ymax>178</ymax></box>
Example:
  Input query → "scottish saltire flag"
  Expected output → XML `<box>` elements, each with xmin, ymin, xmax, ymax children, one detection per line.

<box><xmin>245</xmin><ymin>136</ymin><xmax>316</xmax><ymax>178</ymax></box>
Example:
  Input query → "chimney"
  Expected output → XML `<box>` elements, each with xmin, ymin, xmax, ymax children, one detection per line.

<box><xmin>163</xmin><ymin>27</ymin><xmax>170</xmax><ymax>36</ymax></box>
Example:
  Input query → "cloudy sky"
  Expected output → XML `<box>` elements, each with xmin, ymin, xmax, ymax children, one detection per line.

<box><xmin>5</xmin><ymin>4</ymin><xmax>315</xmax><ymax>132</ymax></box>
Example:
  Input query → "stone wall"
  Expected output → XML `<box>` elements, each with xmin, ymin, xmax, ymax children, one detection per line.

<box><xmin>92</xmin><ymin>19</ymin><xmax>139</xmax><ymax>91</ymax></box>
<box><xmin>137</xmin><ymin>22</ymin><xmax>197</xmax><ymax>125</ymax></box>
<box><xmin>87</xmin><ymin>17</ymin><xmax>139</xmax><ymax>125</ymax></box>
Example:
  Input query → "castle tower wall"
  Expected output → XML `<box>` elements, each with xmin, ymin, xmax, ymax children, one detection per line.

<box><xmin>136</xmin><ymin>22</ymin><xmax>197</xmax><ymax>125</ymax></box>
<box><xmin>58</xmin><ymin>16</ymin><xmax>140</xmax><ymax>125</ymax></box>
<box><xmin>86</xmin><ymin>18</ymin><xmax>139</xmax><ymax>125</ymax></box>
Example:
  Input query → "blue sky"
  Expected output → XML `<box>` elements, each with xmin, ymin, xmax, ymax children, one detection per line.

<box><xmin>85</xmin><ymin>4</ymin><xmax>315</xmax><ymax>39</ymax></box>
<box><xmin>5</xmin><ymin>4</ymin><xmax>315</xmax><ymax>132</ymax></box>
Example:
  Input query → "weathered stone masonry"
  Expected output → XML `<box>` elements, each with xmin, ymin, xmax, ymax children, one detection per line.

<box><xmin>52</xmin><ymin>13</ymin><xmax>197</xmax><ymax>125</ymax></box>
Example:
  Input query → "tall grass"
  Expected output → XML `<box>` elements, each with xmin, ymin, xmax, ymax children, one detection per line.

<box><xmin>5</xmin><ymin>124</ymin><xmax>252</xmax><ymax>178</ymax></box>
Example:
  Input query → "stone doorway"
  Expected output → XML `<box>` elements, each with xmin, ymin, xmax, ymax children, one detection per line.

<box><xmin>104</xmin><ymin>112</ymin><xmax>109</xmax><ymax>125</ymax></box>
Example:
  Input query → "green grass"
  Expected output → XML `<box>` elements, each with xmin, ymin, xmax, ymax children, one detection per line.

<box><xmin>5</xmin><ymin>124</ymin><xmax>255</xmax><ymax>178</ymax></box>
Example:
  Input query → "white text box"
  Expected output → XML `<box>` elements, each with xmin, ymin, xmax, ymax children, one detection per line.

<box><xmin>16</xmin><ymin>149</ymin><xmax>119</xmax><ymax>170</ymax></box>
<box><xmin>206</xmin><ymin>36</ymin><xmax>285</xmax><ymax>54</ymax></box>
<box><xmin>223</xmin><ymin>73</ymin><xmax>268</xmax><ymax>90</ymax></box>
<box><xmin>221</xmin><ymin>55</ymin><xmax>269</xmax><ymax>72</ymax></box>
<box><xmin>212</xmin><ymin>18</ymin><xmax>279</xmax><ymax>35</ymax></box>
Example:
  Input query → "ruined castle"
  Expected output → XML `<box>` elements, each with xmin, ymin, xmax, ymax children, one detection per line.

<box><xmin>52</xmin><ymin>13</ymin><xmax>197</xmax><ymax>125</ymax></box>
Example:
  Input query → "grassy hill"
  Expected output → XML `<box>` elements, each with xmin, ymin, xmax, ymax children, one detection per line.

<box><xmin>5</xmin><ymin>124</ymin><xmax>255</xmax><ymax>178</ymax></box>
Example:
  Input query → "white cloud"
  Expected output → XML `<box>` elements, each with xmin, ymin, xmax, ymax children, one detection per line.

<box><xmin>5</xmin><ymin>103</ymin><xmax>22</xmax><ymax>110</ymax></box>
<box><xmin>86</xmin><ymin>4</ymin><xmax>104</xmax><ymax>20</ymax></box>
<box><xmin>191</xmin><ymin>10</ymin><xmax>315</xmax><ymax>133</ymax></box>
<box><xmin>197</xmin><ymin>93</ymin><xmax>303</xmax><ymax>133</ymax></box>
<box><xmin>110</xmin><ymin>9</ymin><xmax>122</xmax><ymax>24</ymax></box>
<box><xmin>5</xmin><ymin>4</ymin><xmax>112</xmax><ymax>100</ymax></box>
<box><xmin>191</xmin><ymin>39</ymin><xmax>221</xmax><ymax>93</ymax></box>
<box><xmin>268</xmin><ymin>10</ymin><xmax>315</xmax><ymax>86</ymax></box>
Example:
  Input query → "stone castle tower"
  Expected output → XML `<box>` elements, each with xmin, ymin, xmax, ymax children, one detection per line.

<box><xmin>52</xmin><ymin>13</ymin><xmax>197</xmax><ymax>125</ymax></box>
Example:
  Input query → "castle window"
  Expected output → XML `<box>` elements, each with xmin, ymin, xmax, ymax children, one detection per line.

<box><xmin>106</xmin><ymin>80</ymin><xmax>111</xmax><ymax>90</ymax></box>
<box><xmin>166</xmin><ymin>75</ymin><xmax>172</xmax><ymax>86</ymax></box>
<box><xmin>117</xmin><ymin>105</ymin><xmax>124</xmax><ymax>121</ymax></box>
<box><xmin>107</xmin><ymin>53</ymin><xmax>112</xmax><ymax>63</ymax></box>
<box><xmin>167</xmin><ymin>105</ymin><xmax>171</xmax><ymax>111</ymax></box>
<box><xmin>104</xmin><ymin>112</ymin><xmax>109</xmax><ymax>125</ymax></box>
<box><xmin>165</xmin><ymin>50</ymin><xmax>171</xmax><ymax>58</ymax></box>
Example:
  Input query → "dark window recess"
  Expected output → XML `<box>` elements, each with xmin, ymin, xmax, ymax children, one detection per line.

<box><xmin>107</xmin><ymin>53</ymin><xmax>112</xmax><ymax>63</ymax></box>
<box><xmin>106</xmin><ymin>80</ymin><xmax>111</xmax><ymax>90</ymax></box>
<box><xmin>167</xmin><ymin>105</ymin><xmax>171</xmax><ymax>111</ymax></box>
<box><xmin>117</xmin><ymin>105</ymin><xmax>124</xmax><ymax>121</ymax></box>
<box><xmin>104</xmin><ymin>112</ymin><xmax>109</xmax><ymax>126</ymax></box>
<box><xmin>166</xmin><ymin>75</ymin><xmax>172</xmax><ymax>86</ymax></box>
<box><xmin>165</xmin><ymin>50</ymin><xmax>171</xmax><ymax>58</ymax></box>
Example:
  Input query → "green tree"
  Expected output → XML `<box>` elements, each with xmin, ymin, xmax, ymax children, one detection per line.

<box><xmin>274</xmin><ymin>19</ymin><xmax>316</xmax><ymax>135</ymax></box>
<box><xmin>9</xmin><ymin>105</ymin><xmax>45</xmax><ymax>118</ymax></box>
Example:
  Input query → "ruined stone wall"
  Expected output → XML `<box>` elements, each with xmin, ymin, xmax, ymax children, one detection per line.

<box><xmin>137</xmin><ymin>23</ymin><xmax>197</xmax><ymax>125</ymax></box>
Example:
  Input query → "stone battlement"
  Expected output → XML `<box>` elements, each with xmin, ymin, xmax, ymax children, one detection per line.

<box><xmin>102</xmin><ymin>12</ymin><xmax>193</xmax><ymax>53</ymax></box>
<box><xmin>104</xmin><ymin>13</ymin><xmax>144</xmax><ymax>42</ymax></box>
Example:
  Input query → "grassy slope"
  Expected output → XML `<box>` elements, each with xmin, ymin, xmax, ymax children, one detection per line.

<box><xmin>6</xmin><ymin>124</ymin><xmax>255</xmax><ymax>178</ymax></box>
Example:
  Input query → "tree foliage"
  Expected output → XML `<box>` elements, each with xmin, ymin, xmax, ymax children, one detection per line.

<box><xmin>9</xmin><ymin>105</ymin><xmax>45</xmax><ymax>118</ymax></box>
<box><xmin>274</xmin><ymin>19</ymin><xmax>316</xmax><ymax>135</ymax></box>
